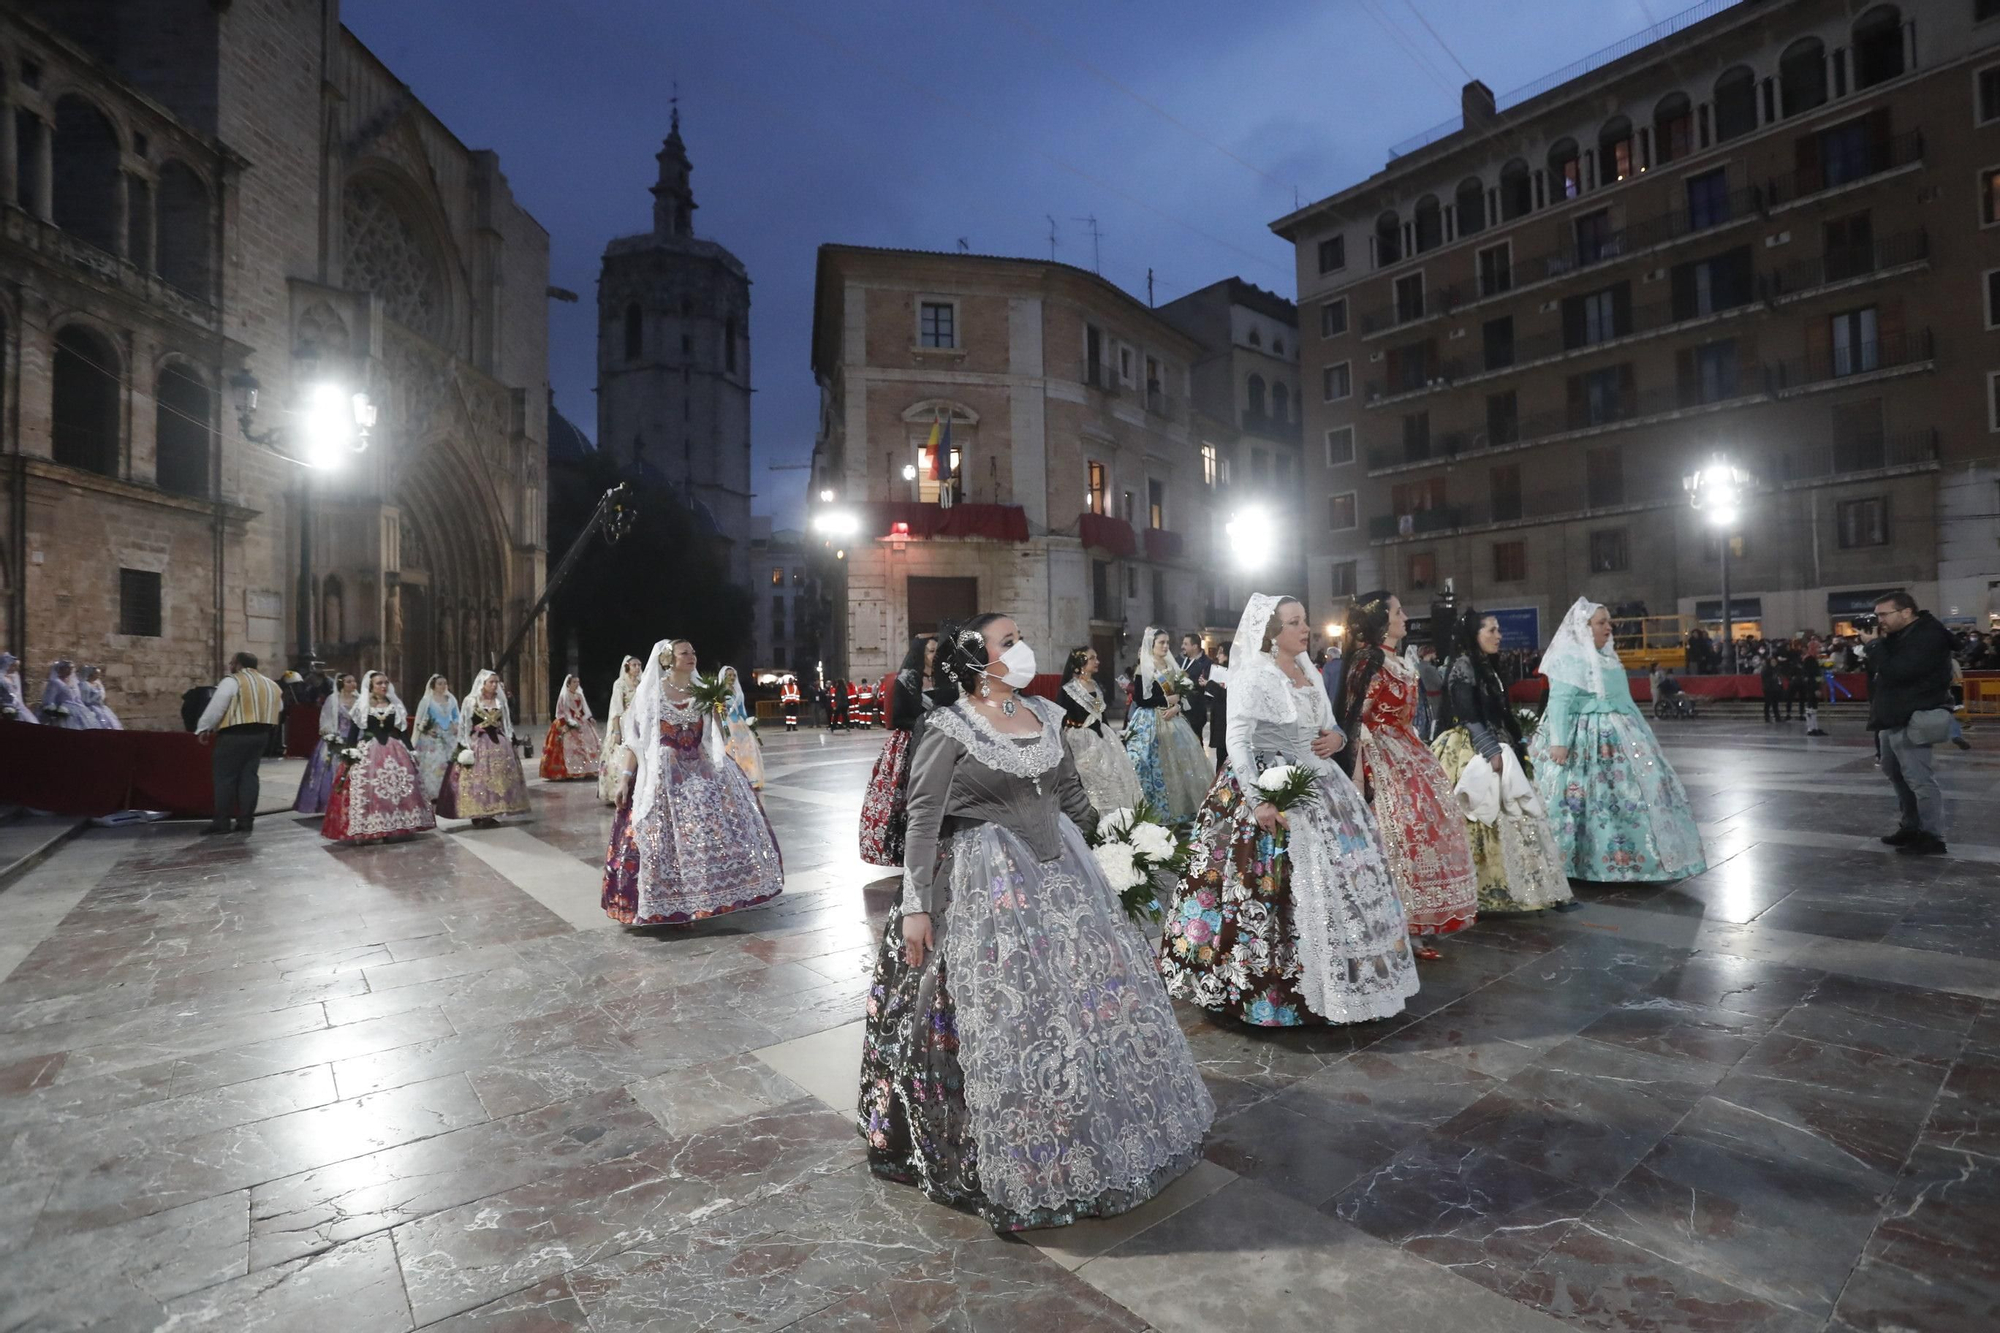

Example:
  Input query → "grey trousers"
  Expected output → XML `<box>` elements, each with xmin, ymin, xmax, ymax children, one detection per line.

<box><xmin>210</xmin><ymin>726</ymin><xmax>270</xmax><ymax>826</ymax></box>
<box><xmin>1879</xmin><ymin>725</ymin><xmax>1943</xmax><ymax>837</ymax></box>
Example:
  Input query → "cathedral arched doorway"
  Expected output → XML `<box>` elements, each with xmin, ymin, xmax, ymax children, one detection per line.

<box><xmin>396</xmin><ymin>440</ymin><xmax>510</xmax><ymax>699</ymax></box>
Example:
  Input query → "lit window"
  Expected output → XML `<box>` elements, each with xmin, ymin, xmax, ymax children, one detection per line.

<box><xmin>1328</xmin><ymin>492</ymin><xmax>1357</xmax><ymax>531</ymax></box>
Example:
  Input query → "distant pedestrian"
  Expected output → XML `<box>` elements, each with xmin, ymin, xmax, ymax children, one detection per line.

<box><xmin>1760</xmin><ymin>655</ymin><xmax>1785</xmax><ymax>723</ymax></box>
<box><xmin>194</xmin><ymin>652</ymin><xmax>283</xmax><ymax>834</ymax></box>
<box><xmin>1866</xmin><ymin>593</ymin><xmax>1955</xmax><ymax>855</ymax></box>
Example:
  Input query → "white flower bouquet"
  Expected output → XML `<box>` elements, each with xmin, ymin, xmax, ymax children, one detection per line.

<box><xmin>44</xmin><ymin>705</ymin><xmax>70</xmax><ymax>719</ymax></box>
<box><xmin>454</xmin><ymin>745</ymin><xmax>476</xmax><ymax>768</ymax></box>
<box><xmin>1088</xmin><ymin>798</ymin><xmax>1192</xmax><ymax>923</ymax></box>
<box><xmin>1253</xmin><ymin>764</ymin><xmax>1320</xmax><ymax>816</ymax></box>
<box><xmin>1512</xmin><ymin>705</ymin><xmax>1541</xmax><ymax>740</ymax></box>
<box><xmin>1156</xmin><ymin>665</ymin><xmax>1194</xmax><ymax>697</ymax></box>
<box><xmin>337</xmin><ymin>744</ymin><xmax>363</xmax><ymax>764</ymax></box>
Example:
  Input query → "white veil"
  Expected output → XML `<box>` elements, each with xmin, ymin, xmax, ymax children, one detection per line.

<box><xmin>461</xmin><ymin>669</ymin><xmax>513</xmax><ymax>744</ymax></box>
<box><xmin>1137</xmin><ymin>625</ymin><xmax>1171</xmax><ymax>690</ymax></box>
<box><xmin>1228</xmin><ymin>592</ymin><xmax>1332</xmax><ymax>730</ymax></box>
<box><xmin>558</xmin><ymin>675</ymin><xmax>593</xmax><ymax>722</ymax></box>
<box><xmin>421</xmin><ymin>675</ymin><xmax>458</xmax><ymax>730</ymax></box>
<box><xmin>1538</xmin><ymin>597</ymin><xmax>1614</xmax><ymax>699</ymax></box>
<box><xmin>350</xmin><ymin>670</ymin><xmax>408</xmax><ymax>729</ymax></box>
<box><xmin>604</xmin><ymin>656</ymin><xmax>641</xmax><ymax>727</ymax></box>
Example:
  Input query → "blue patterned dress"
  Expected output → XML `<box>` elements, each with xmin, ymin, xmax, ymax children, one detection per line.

<box><xmin>1527</xmin><ymin>670</ymin><xmax>1707</xmax><ymax>882</ymax></box>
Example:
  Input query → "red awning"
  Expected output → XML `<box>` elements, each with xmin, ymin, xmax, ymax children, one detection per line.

<box><xmin>1077</xmin><ymin>512</ymin><xmax>1137</xmax><ymax>558</ymax></box>
<box><xmin>1142</xmin><ymin>527</ymin><xmax>1185</xmax><ymax>562</ymax></box>
<box><xmin>858</xmin><ymin>502</ymin><xmax>1030</xmax><ymax>543</ymax></box>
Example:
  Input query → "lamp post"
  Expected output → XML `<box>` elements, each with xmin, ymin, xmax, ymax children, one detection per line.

<box><xmin>229</xmin><ymin>370</ymin><xmax>376</xmax><ymax>667</ymax></box>
<box><xmin>1683</xmin><ymin>454</ymin><xmax>1748</xmax><ymax>675</ymax></box>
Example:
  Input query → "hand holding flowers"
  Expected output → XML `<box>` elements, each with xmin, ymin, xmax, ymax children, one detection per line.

<box><xmin>686</xmin><ymin>672</ymin><xmax>733</xmax><ymax>717</ymax></box>
<box><xmin>1251</xmin><ymin>764</ymin><xmax>1319</xmax><ymax>835</ymax></box>
<box><xmin>1088</xmin><ymin>799</ymin><xmax>1191</xmax><ymax>923</ymax></box>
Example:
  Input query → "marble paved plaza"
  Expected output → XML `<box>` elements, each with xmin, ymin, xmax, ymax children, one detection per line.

<box><xmin>1</xmin><ymin>720</ymin><xmax>1997</xmax><ymax>1332</ymax></box>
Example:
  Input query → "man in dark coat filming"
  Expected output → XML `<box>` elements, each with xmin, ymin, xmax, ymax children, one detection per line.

<box><xmin>1865</xmin><ymin>592</ymin><xmax>1955</xmax><ymax>856</ymax></box>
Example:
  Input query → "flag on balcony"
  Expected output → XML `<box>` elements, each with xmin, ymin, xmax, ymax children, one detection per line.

<box><xmin>929</xmin><ymin>414</ymin><xmax>954</xmax><ymax>480</ymax></box>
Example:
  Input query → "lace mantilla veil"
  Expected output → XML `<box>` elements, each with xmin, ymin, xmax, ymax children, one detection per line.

<box><xmin>461</xmin><ymin>669</ymin><xmax>514</xmax><ymax>745</ymax></box>
<box><xmin>350</xmin><ymin>670</ymin><xmax>409</xmax><ymax>729</ymax></box>
<box><xmin>1229</xmin><ymin>592</ymin><xmax>1334</xmax><ymax>730</ymax></box>
<box><xmin>1538</xmin><ymin>596</ymin><xmax>1614</xmax><ymax>700</ymax></box>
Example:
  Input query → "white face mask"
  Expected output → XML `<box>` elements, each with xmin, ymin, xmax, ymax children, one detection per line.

<box><xmin>988</xmin><ymin>640</ymin><xmax>1037</xmax><ymax>689</ymax></box>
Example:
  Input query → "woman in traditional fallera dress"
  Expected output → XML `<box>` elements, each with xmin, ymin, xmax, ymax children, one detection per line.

<box><xmin>1336</xmin><ymin>592</ymin><xmax>1478</xmax><ymax>961</ymax></box>
<box><xmin>1158</xmin><ymin>595</ymin><xmax>1418</xmax><ymax>1027</ymax></box>
<box><xmin>597</xmin><ymin>655</ymin><xmax>642</xmax><ymax>805</ymax></box>
<box><xmin>411</xmin><ymin>676</ymin><xmax>459</xmax><ymax>804</ymax></box>
<box><xmin>718</xmin><ymin>667</ymin><xmax>765</xmax><ymax>790</ymax></box>
<box><xmin>322</xmin><ymin>671</ymin><xmax>436</xmax><ymax>844</ymax></box>
<box><xmin>859</xmin><ymin>635</ymin><xmax>953</xmax><ymax>866</ymax></box>
<box><xmin>539</xmin><ymin>675</ymin><xmax>603</xmax><ymax>781</ymax></box>
<box><xmin>1122</xmin><ymin>626</ymin><xmax>1212</xmax><ymax>822</ymax></box>
<box><xmin>1</xmin><ymin>655</ymin><xmax>34</xmax><ymax>724</ymax></box>
<box><xmin>1431</xmin><ymin>609</ymin><xmax>1574</xmax><ymax>914</ymax></box>
<box><xmin>1057</xmin><ymin>646</ymin><xmax>1144</xmax><ymax>817</ymax></box>
<box><xmin>79</xmin><ymin>666</ymin><xmax>122</xmax><ymax>729</ymax></box>
<box><xmin>1528</xmin><ymin>598</ymin><xmax>1708</xmax><ymax>882</ymax></box>
<box><xmin>857</xmin><ymin>613</ymin><xmax>1214</xmax><ymax>1231</ymax></box>
<box><xmin>40</xmin><ymin>660</ymin><xmax>91</xmax><ymax>728</ymax></box>
<box><xmin>294</xmin><ymin>673</ymin><xmax>359</xmax><ymax>814</ymax></box>
<box><xmin>602</xmin><ymin>639</ymin><xmax>783</xmax><ymax>925</ymax></box>
<box><xmin>437</xmin><ymin>669</ymin><xmax>532</xmax><ymax>827</ymax></box>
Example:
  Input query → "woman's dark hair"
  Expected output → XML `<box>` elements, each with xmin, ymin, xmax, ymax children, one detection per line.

<box><xmin>1060</xmin><ymin>646</ymin><xmax>1092</xmax><ymax>683</ymax></box>
<box><xmin>897</xmin><ymin>634</ymin><xmax>935</xmax><ymax>677</ymax></box>
<box><xmin>1334</xmin><ymin>590</ymin><xmax>1395</xmax><ymax>771</ymax></box>
<box><xmin>934</xmin><ymin>613</ymin><xmax>1009</xmax><ymax>694</ymax></box>
<box><xmin>1442</xmin><ymin>606</ymin><xmax>1519</xmax><ymax>745</ymax></box>
<box><xmin>1259</xmin><ymin>596</ymin><xmax>1303</xmax><ymax>654</ymax></box>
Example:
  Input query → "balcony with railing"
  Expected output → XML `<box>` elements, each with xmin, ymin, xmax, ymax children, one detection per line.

<box><xmin>1768</xmin><ymin>330</ymin><xmax>1935</xmax><ymax>394</ymax></box>
<box><xmin>1240</xmin><ymin>409</ymin><xmax>1303</xmax><ymax>443</ymax></box>
<box><xmin>1766</xmin><ymin>128</ymin><xmax>1924</xmax><ymax>211</ymax></box>
<box><xmin>1763</xmin><ymin>229</ymin><xmax>1929</xmax><ymax>302</ymax></box>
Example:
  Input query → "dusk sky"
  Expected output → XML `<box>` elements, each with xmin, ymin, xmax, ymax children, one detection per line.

<box><xmin>344</xmin><ymin>0</ymin><xmax>1680</xmax><ymax>528</ymax></box>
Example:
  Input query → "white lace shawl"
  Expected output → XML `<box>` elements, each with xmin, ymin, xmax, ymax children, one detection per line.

<box><xmin>1060</xmin><ymin>676</ymin><xmax>1106</xmax><ymax>726</ymax></box>
<box><xmin>350</xmin><ymin>672</ymin><xmax>408</xmax><ymax>730</ymax></box>
<box><xmin>461</xmin><ymin>670</ymin><xmax>513</xmax><ymax>744</ymax></box>
<box><xmin>924</xmin><ymin>696</ymin><xmax>1067</xmax><ymax>780</ymax></box>
<box><xmin>1538</xmin><ymin>597</ymin><xmax>1615</xmax><ymax>700</ymax></box>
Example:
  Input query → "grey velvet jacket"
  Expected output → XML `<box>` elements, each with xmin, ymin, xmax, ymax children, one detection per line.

<box><xmin>900</xmin><ymin>696</ymin><xmax>1099</xmax><ymax>917</ymax></box>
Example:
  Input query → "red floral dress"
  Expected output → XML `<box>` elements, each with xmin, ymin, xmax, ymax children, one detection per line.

<box><xmin>1354</xmin><ymin>654</ymin><xmax>1478</xmax><ymax>936</ymax></box>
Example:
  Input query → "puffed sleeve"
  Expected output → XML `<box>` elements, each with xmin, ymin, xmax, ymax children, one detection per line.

<box><xmin>898</xmin><ymin>726</ymin><xmax>961</xmax><ymax>917</ymax></box>
<box><xmin>1542</xmin><ymin>681</ymin><xmax>1580</xmax><ymax>750</ymax></box>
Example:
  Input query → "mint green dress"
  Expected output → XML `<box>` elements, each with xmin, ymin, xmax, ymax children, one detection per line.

<box><xmin>1526</xmin><ymin>669</ymin><xmax>1707</xmax><ymax>882</ymax></box>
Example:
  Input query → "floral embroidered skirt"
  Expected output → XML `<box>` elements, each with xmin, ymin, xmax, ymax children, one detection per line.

<box><xmin>1358</xmin><ymin>727</ymin><xmax>1478</xmax><ymax>936</ymax></box>
<box><xmin>1123</xmin><ymin>707</ymin><xmax>1211</xmax><ymax>823</ymax></box>
<box><xmin>539</xmin><ymin>718</ymin><xmax>603</xmax><ymax>780</ymax></box>
<box><xmin>1528</xmin><ymin>709</ymin><xmax>1707</xmax><ymax>882</ymax></box>
<box><xmin>724</xmin><ymin>718</ymin><xmax>765</xmax><ymax>789</ymax></box>
<box><xmin>859</xmin><ymin>821</ymin><xmax>1214</xmax><ymax>1231</ymax></box>
<box><xmin>858</xmin><ymin>728</ymin><xmax>912</xmax><ymax>866</ymax></box>
<box><xmin>1064</xmin><ymin>725</ymin><xmax>1144</xmax><ymax>818</ymax></box>
<box><xmin>413</xmin><ymin>729</ymin><xmax>454</xmax><ymax>804</ymax></box>
<box><xmin>601</xmin><ymin>736</ymin><xmax>783</xmax><ymax>925</ymax></box>
<box><xmin>437</xmin><ymin>731</ymin><xmax>532</xmax><ymax>820</ymax></box>
<box><xmin>1431</xmin><ymin>729</ymin><xmax>1575</xmax><ymax>914</ymax></box>
<box><xmin>1159</xmin><ymin>763</ymin><xmax>1417</xmax><ymax>1027</ymax></box>
<box><xmin>293</xmin><ymin>737</ymin><xmax>342</xmax><ymax>814</ymax></box>
<box><xmin>322</xmin><ymin>740</ymin><xmax>436</xmax><ymax>843</ymax></box>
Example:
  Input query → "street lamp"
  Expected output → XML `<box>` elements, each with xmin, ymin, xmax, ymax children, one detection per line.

<box><xmin>229</xmin><ymin>369</ymin><xmax>377</xmax><ymax>668</ymax></box>
<box><xmin>1224</xmin><ymin>504</ymin><xmax>1275</xmax><ymax>572</ymax></box>
<box><xmin>1684</xmin><ymin>454</ymin><xmax>1749</xmax><ymax>674</ymax></box>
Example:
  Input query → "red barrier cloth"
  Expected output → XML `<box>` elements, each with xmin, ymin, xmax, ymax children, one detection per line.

<box><xmin>1142</xmin><ymin>528</ymin><xmax>1185</xmax><ymax>562</ymax></box>
<box><xmin>1078</xmin><ymin>512</ymin><xmax>1137</xmax><ymax>558</ymax></box>
<box><xmin>859</xmin><ymin>502</ymin><xmax>1030</xmax><ymax>543</ymax></box>
<box><xmin>0</xmin><ymin>720</ymin><xmax>215</xmax><ymax>818</ymax></box>
<box><xmin>284</xmin><ymin>702</ymin><xmax>320</xmax><ymax>758</ymax></box>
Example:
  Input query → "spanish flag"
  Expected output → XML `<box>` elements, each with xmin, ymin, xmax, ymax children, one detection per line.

<box><xmin>924</xmin><ymin>412</ymin><xmax>942</xmax><ymax>478</ymax></box>
<box><xmin>936</xmin><ymin>414</ymin><xmax>954</xmax><ymax>480</ymax></box>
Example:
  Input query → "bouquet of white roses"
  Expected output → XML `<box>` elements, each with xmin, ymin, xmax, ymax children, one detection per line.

<box><xmin>1253</xmin><ymin>764</ymin><xmax>1319</xmax><ymax>818</ymax></box>
<box><xmin>337</xmin><ymin>744</ymin><xmax>363</xmax><ymax>764</ymax></box>
<box><xmin>1512</xmin><ymin>705</ymin><xmax>1541</xmax><ymax>740</ymax></box>
<box><xmin>1156</xmin><ymin>664</ymin><xmax>1194</xmax><ymax>698</ymax></box>
<box><xmin>1087</xmin><ymin>799</ymin><xmax>1191</xmax><ymax>923</ymax></box>
<box><xmin>453</xmin><ymin>744</ymin><xmax>475</xmax><ymax>768</ymax></box>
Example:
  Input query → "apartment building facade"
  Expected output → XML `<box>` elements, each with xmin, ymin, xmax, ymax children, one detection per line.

<box><xmin>808</xmin><ymin>245</ymin><xmax>1213</xmax><ymax>682</ymax></box>
<box><xmin>1276</xmin><ymin>0</ymin><xmax>2000</xmax><ymax>647</ymax></box>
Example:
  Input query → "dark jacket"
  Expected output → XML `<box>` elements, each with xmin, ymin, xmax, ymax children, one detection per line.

<box><xmin>1866</xmin><ymin>612</ymin><xmax>1954</xmax><ymax>732</ymax></box>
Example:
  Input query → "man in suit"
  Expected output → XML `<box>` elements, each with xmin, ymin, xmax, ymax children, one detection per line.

<box><xmin>1179</xmin><ymin>632</ymin><xmax>1214</xmax><ymax>764</ymax></box>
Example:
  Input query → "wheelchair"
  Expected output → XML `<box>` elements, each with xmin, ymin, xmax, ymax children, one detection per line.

<box><xmin>1652</xmin><ymin>690</ymin><xmax>1698</xmax><ymax>720</ymax></box>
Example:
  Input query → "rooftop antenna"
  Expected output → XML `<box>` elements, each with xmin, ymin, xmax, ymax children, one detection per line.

<box><xmin>1071</xmin><ymin>215</ymin><xmax>1103</xmax><ymax>274</ymax></box>
<box><xmin>1147</xmin><ymin>267</ymin><xmax>1154</xmax><ymax>306</ymax></box>
<box><xmin>1045</xmin><ymin>215</ymin><xmax>1058</xmax><ymax>261</ymax></box>
<box><xmin>956</xmin><ymin>237</ymin><xmax>970</xmax><ymax>252</ymax></box>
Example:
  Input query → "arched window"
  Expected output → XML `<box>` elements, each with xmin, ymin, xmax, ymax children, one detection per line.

<box><xmin>51</xmin><ymin>96</ymin><xmax>121</xmax><ymax>254</ymax></box>
<box><xmin>1272</xmin><ymin>337</ymin><xmax>1285</xmax><ymax>357</ymax></box>
<box><xmin>1246</xmin><ymin>374</ymin><xmax>1266</xmax><ymax>418</ymax></box>
<box><xmin>321</xmin><ymin>574</ymin><xmax>346</xmax><ymax>646</ymax></box>
<box><xmin>1374</xmin><ymin>210</ymin><xmax>1401</xmax><ymax>266</ymax></box>
<box><xmin>1779</xmin><ymin>38</ymin><xmax>1827</xmax><ymax>117</ymax></box>
<box><xmin>1598</xmin><ymin>116</ymin><xmax>1634</xmax><ymax>184</ymax></box>
<box><xmin>1247</xmin><ymin>328</ymin><xmax>1262</xmax><ymax>349</ymax></box>
<box><xmin>1499</xmin><ymin>158</ymin><xmax>1532</xmax><ymax>220</ymax></box>
<box><xmin>723</xmin><ymin>316</ymin><xmax>738</xmax><ymax>373</ymax></box>
<box><xmin>1413</xmin><ymin>194</ymin><xmax>1443</xmax><ymax>253</ymax></box>
<box><xmin>52</xmin><ymin>326</ymin><xmax>120</xmax><ymax>477</ymax></box>
<box><xmin>1852</xmin><ymin>6</ymin><xmax>1904</xmax><ymax>89</ymax></box>
<box><xmin>1714</xmin><ymin>65</ymin><xmax>1757</xmax><ymax>142</ymax></box>
<box><xmin>623</xmin><ymin>302</ymin><xmax>643</xmax><ymax>361</ymax></box>
<box><xmin>1653</xmin><ymin>93</ymin><xmax>1692</xmax><ymax>165</ymax></box>
<box><xmin>1455</xmin><ymin>176</ymin><xmax>1486</xmax><ymax>237</ymax></box>
<box><xmin>1548</xmin><ymin>138</ymin><xmax>1582</xmax><ymax>200</ymax></box>
<box><xmin>1271</xmin><ymin>381</ymin><xmax>1289</xmax><ymax>423</ymax></box>
<box><xmin>155</xmin><ymin>363</ymin><xmax>210</xmax><ymax>498</ymax></box>
<box><xmin>156</xmin><ymin>163</ymin><xmax>212</xmax><ymax>300</ymax></box>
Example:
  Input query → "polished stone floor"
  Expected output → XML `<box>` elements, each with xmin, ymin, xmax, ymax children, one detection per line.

<box><xmin>1</xmin><ymin>719</ymin><xmax>1996</xmax><ymax>1332</ymax></box>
